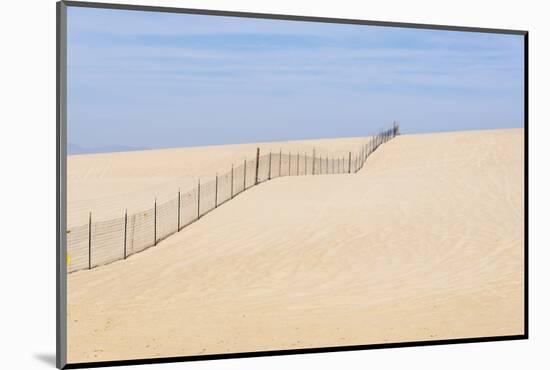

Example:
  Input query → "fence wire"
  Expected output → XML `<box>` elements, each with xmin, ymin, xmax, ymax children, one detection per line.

<box><xmin>67</xmin><ymin>124</ymin><xmax>399</xmax><ymax>273</ymax></box>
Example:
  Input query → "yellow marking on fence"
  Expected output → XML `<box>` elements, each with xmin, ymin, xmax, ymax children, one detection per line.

<box><xmin>67</xmin><ymin>253</ymin><xmax>71</xmax><ymax>265</ymax></box>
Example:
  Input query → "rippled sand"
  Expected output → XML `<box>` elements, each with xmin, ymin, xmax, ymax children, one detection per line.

<box><xmin>68</xmin><ymin>136</ymin><xmax>370</xmax><ymax>227</ymax></box>
<box><xmin>67</xmin><ymin>128</ymin><xmax>524</xmax><ymax>364</ymax></box>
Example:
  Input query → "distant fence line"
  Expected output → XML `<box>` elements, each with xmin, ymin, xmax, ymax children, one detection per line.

<box><xmin>67</xmin><ymin>122</ymin><xmax>400</xmax><ymax>273</ymax></box>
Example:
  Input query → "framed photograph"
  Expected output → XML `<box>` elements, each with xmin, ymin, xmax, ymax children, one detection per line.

<box><xmin>56</xmin><ymin>1</ymin><xmax>527</xmax><ymax>368</ymax></box>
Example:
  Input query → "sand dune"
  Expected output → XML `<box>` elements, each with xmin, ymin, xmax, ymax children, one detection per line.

<box><xmin>68</xmin><ymin>136</ymin><xmax>370</xmax><ymax>227</ymax></box>
<box><xmin>67</xmin><ymin>128</ymin><xmax>524</xmax><ymax>363</ymax></box>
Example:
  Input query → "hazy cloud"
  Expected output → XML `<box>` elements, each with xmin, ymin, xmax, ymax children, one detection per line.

<box><xmin>67</xmin><ymin>6</ymin><xmax>524</xmax><ymax>151</ymax></box>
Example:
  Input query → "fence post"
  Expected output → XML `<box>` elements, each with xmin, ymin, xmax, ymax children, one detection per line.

<box><xmin>215</xmin><ymin>173</ymin><xmax>218</xmax><ymax>208</ymax></box>
<box><xmin>231</xmin><ymin>164</ymin><xmax>234</xmax><ymax>199</ymax></box>
<box><xmin>305</xmin><ymin>153</ymin><xmax>307</xmax><ymax>175</ymax></box>
<box><xmin>317</xmin><ymin>155</ymin><xmax>320</xmax><ymax>174</ymax></box>
<box><xmin>268</xmin><ymin>151</ymin><xmax>272</xmax><ymax>180</ymax></box>
<box><xmin>326</xmin><ymin>156</ymin><xmax>328</xmax><ymax>175</ymax></box>
<box><xmin>88</xmin><ymin>212</ymin><xmax>92</xmax><ymax>270</ymax></box>
<box><xmin>312</xmin><ymin>149</ymin><xmax>315</xmax><ymax>175</ymax></box>
<box><xmin>279</xmin><ymin>149</ymin><xmax>282</xmax><ymax>177</ymax></box>
<box><xmin>197</xmin><ymin>179</ymin><xmax>201</xmax><ymax>219</ymax></box>
<box><xmin>288</xmin><ymin>151</ymin><xmax>290</xmax><ymax>176</ymax></box>
<box><xmin>177</xmin><ymin>189</ymin><xmax>181</xmax><ymax>231</ymax></box>
<box><xmin>154</xmin><ymin>198</ymin><xmax>157</xmax><ymax>246</ymax></box>
<box><xmin>243</xmin><ymin>159</ymin><xmax>247</xmax><ymax>190</ymax></box>
<box><xmin>297</xmin><ymin>152</ymin><xmax>300</xmax><ymax>175</ymax></box>
<box><xmin>254</xmin><ymin>148</ymin><xmax>260</xmax><ymax>185</ymax></box>
<box><xmin>318</xmin><ymin>155</ymin><xmax>321</xmax><ymax>174</ymax></box>
<box><xmin>348</xmin><ymin>152</ymin><xmax>351</xmax><ymax>174</ymax></box>
<box><xmin>124</xmin><ymin>209</ymin><xmax>128</xmax><ymax>259</ymax></box>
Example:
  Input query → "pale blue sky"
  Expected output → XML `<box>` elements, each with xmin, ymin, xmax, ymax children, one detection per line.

<box><xmin>67</xmin><ymin>6</ymin><xmax>524</xmax><ymax>154</ymax></box>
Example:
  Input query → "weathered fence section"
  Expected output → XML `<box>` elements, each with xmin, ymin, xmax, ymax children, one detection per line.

<box><xmin>67</xmin><ymin>122</ymin><xmax>399</xmax><ymax>273</ymax></box>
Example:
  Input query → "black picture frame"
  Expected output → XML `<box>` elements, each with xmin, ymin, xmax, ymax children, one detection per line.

<box><xmin>56</xmin><ymin>1</ymin><xmax>528</xmax><ymax>368</ymax></box>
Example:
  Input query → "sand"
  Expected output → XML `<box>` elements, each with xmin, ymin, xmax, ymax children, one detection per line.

<box><xmin>68</xmin><ymin>136</ymin><xmax>370</xmax><ymax>227</ymax></box>
<box><xmin>67</xmin><ymin>128</ymin><xmax>524</xmax><ymax>364</ymax></box>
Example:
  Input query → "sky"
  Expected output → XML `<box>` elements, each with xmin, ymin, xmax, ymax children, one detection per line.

<box><xmin>67</xmin><ymin>6</ymin><xmax>524</xmax><ymax>154</ymax></box>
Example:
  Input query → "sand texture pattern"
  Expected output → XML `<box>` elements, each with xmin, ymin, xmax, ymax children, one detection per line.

<box><xmin>67</xmin><ymin>129</ymin><xmax>524</xmax><ymax>363</ymax></box>
<box><xmin>68</xmin><ymin>136</ymin><xmax>370</xmax><ymax>227</ymax></box>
